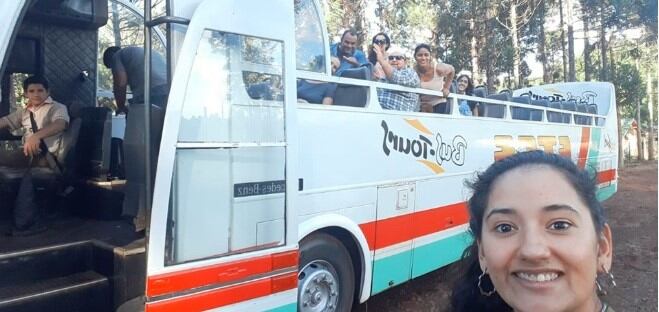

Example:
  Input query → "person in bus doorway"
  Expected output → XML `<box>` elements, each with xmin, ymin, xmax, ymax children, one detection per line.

<box><xmin>367</xmin><ymin>32</ymin><xmax>391</xmax><ymax>80</ymax></box>
<box><xmin>330</xmin><ymin>29</ymin><xmax>369</xmax><ymax>76</ymax></box>
<box><xmin>451</xmin><ymin>151</ymin><xmax>616</xmax><ymax>312</ymax></box>
<box><xmin>0</xmin><ymin>76</ymin><xmax>69</xmax><ymax>236</ymax></box>
<box><xmin>102</xmin><ymin>46</ymin><xmax>169</xmax><ymax>113</ymax></box>
<box><xmin>373</xmin><ymin>45</ymin><xmax>420</xmax><ymax>111</ymax></box>
<box><xmin>0</xmin><ymin>76</ymin><xmax>69</xmax><ymax>169</ymax></box>
<box><xmin>456</xmin><ymin>74</ymin><xmax>477</xmax><ymax>116</ymax></box>
<box><xmin>413</xmin><ymin>44</ymin><xmax>455</xmax><ymax>114</ymax></box>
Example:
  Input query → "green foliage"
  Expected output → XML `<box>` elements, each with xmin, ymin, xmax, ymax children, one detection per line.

<box><xmin>613</xmin><ymin>62</ymin><xmax>645</xmax><ymax>118</ymax></box>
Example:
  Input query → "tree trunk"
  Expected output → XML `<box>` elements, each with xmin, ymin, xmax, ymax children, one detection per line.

<box><xmin>485</xmin><ymin>2</ymin><xmax>498</xmax><ymax>93</ymax></box>
<box><xmin>539</xmin><ymin>0</ymin><xmax>551</xmax><ymax>83</ymax></box>
<box><xmin>634</xmin><ymin>58</ymin><xmax>644</xmax><ymax>160</ymax></box>
<box><xmin>599</xmin><ymin>5</ymin><xmax>608</xmax><ymax>81</ymax></box>
<box><xmin>609</xmin><ymin>39</ymin><xmax>623</xmax><ymax>167</ymax></box>
<box><xmin>648</xmin><ymin>72</ymin><xmax>656</xmax><ymax>160</ymax></box>
<box><xmin>470</xmin><ymin>18</ymin><xmax>481</xmax><ymax>84</ymax></box>
<box><xmin>566</xmin><ymin>0</ymin><xmax>576</xmax><ymax>81</ymax></box>
<box><xmin>510</xmin><ymin>2</ymin><xmax>521</xmax><ymax>88</ymax></box>
<box><xmin>583</xmin><ymin>12</ymin><xmax>592</xmax><ymax>81</ymax></box>
<box><xmin>559</xmin><ymin>0</ymin><xmax>568</xmax><ymax>81</ymax></box>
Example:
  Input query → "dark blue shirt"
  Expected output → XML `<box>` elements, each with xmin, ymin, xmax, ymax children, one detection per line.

<box><xmin>330</xmin><ymin>43</ymin><xmax>368</xmax><ymax>76</ymax></box>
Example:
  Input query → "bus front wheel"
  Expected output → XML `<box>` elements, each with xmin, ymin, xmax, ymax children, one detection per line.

<box><xmin>298</xmin><ymin>232</ymin><xmax>355</xmax><ymax>312</ymax></box>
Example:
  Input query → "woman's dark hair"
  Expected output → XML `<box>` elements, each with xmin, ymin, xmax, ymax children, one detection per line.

<box><xmin>451</xmin><ymin>151</ymin><xmax>607</xmax><ymax>311</ymax></box>
<box><xmin>414</xmin><ymin>43</ymin><xmax>432</xmax><ymax>57</ymax></box>
<box><xmin>368</xmin><ymin>32</ymin><xmax>391</xmax><ymax>65</ymax></box>
<box><xmin>456</xmin><ymin>74</ymin><xmax>474</xmax><ymax>96</ymax></box>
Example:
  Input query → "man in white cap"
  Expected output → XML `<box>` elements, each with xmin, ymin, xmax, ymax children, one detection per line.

<box><xmin>372</xmin><ymin>45</ymin><xmax>420</xmax><ymax>111</ymax></box>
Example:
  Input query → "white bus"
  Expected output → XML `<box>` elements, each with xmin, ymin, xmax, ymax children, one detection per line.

<box><xmin>0</xmin><ymin>0</ymin><xmax>618</xmax><ymax>311</ymax></box>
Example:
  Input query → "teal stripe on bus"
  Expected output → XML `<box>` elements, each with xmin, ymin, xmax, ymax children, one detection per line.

<box><xmin>266</xmin><ymin>302</ymin><xmax>297</xmax><ymax>312</ymax></box>
<box><xmin>411</xmin><ymin>231</ymin><xmax>473</xmax><ymax>279</ymax></box>
<box><xmin>586</xmin><ymin>128</ymin><xmax>601</xmax><ymax>173</ymax></box>
<box><xmin>370</xmin><ymin>230</ymin><xmax>473</xmax><ymax>294</ymax></box>
<box><xmin>597</xmin><ymin>184</ymin><xmax>617</xmax><ymax>201</ymax></box>
<box><xmin>371</xmin><ymin>249</ymin><xmax>413</xmax><ymax>294</ymax></box>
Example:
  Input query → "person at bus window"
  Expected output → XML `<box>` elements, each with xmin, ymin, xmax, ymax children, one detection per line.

<box><xmin>0</xmin><ymin>76</ymin><xmax>69</xmax><ymax>168</ymax></box>
<box><xmin>102</xmin><ymin>46</ymin><xmax>169</xmax><ymax>114</ymax></box>
<box><xmin>296</xmin><ymin>60</ymin><xmax>338</xmax><ymax>105</ymax></box>
<box><xmin>367</xmin><ymin>32</ymin><xmax>391</xmax><ymax>80</ymax></box>
<box><xmin>296</xmin><ymin>79</ymin><xmax>336</xmax><ymax>105</ymax></box>
<box><xmin>374</xmin><ymin>46</ymin><xmax>420</xmax><ymax>112</ymax></box>
<box><xmin>413</xmin><ymin>44</ymin><xmax>455</xmax><ymax>113</ymax></box>
<box><xmin>451</xmin><ymin>151</ymin><xmax>615</xmax><ymax>312</ymax></box>
<box><xmin>456</xmin><ymin>74</ymin><xmax>478</xmax><ymax>116</ymax></box>
<box><xmin>330</xmin><ymin>29</ymin><xmax>368</xmax><ymax>76</ymax></box>
<box><xmin>247</xmin><ymin>76</ymin><xmax>284</xmax><ymax>101</ymax></box>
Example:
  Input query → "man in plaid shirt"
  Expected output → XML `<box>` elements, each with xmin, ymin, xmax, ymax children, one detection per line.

<box><xmin>373</xmin><ymin>46</ymin><xmax>420</xmax><ymax>111</ymax></box>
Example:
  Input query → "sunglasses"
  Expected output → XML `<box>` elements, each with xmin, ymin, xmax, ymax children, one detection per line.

<box><xmin>374</xmin><ymin>39</ymin><xmax>387</xmax><ymax>45</ymax></box>
<box><xmin>388</xmin><ymin>55</ymin><xmax>404</xmax><ymax>61</ymax></box>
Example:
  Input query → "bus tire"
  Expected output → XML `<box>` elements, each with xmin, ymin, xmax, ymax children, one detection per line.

<box><xmin>298</xmin><ymin>232</ymin><xmax>355</xmax><ymax>312</ymax></box>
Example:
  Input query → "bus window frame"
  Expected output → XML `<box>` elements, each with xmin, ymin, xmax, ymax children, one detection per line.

<box><xmin>295</xmin><ymin>70</ymin><xmax>606</xmax><ymax>128</ymax></box>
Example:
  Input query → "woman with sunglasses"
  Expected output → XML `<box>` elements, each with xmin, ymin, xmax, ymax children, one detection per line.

<box><xmin>368</xmin><ymin>32</ymin><xmax>391</xmax><ymax>80</ymax></box>
<box><xmin>413</xmin><ymin>44</ymin><xmax>455</xmax><ymax>113</ymax></box>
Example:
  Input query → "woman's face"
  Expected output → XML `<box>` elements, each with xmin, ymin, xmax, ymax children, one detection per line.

<box><xmin>414</xmin><ymin>47</ymin><xmax>432</xmax><ymax>68</ymax></box>
<box><xmin>478</xmin><ymin>165</ymin><xmax>612</xmax><ymax>312</ymax></box>
<box><xmin>457</xmin><ymin>76</ymin><xmax>470</xmax><ymax>93</ymax></box>
<box><xmin>373</xmin><ymin>35</ymin><xmax>388</xmax><ymax>50</ymax></box>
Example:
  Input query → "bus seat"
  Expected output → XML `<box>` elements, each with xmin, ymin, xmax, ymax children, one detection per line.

<box><xmin>575</xmin><ymin>102</ymin><xmax>590</xmax><ymax>125</ymax></box>
<box><xmin>473</xmin><ymin>86</ymin><xmax>487</xmax><ymax>97</ymax></box>
<box><xmin>562</xmin><ymin>100</ymin><xmax>577</xmax><ymax>111</ymax></box>
<box><xmin>486</xmin><ymin>93</ymin><xmax>511</xmax><ymax>102</ymax></box>
<box><xmin>528</xmin><ymin>99</ymin><xmax>548</xmax><ymax>121</ymax></box>
<box><xmin>547</xmin><ymin>101</ymin><xmax>565</xmax><ymax>123</ymax></box>
<box><xmin>511</xmin><ymin>96</ymin><xmax>531</xmax><ymax>120</ymax></box>
<box><xmin>122</xmin><ymin>104</ymin><xmax>165</xmax><ymax>231</ymax></box>
<box><xmin>449</xmin><ymin>80</ymin><xmax>457</xmax><ymax>93</ymax></box>
<box><xmin>333</xmin><ymin>67</ymin><xmax>371</xmax><ymax>107</ymax></box>
<box><xmin>481</xmin><ymin>93</ymin><xmax>509</xmax><ymax>118</ymax></box>
<box><xmin>0</xmin><ymin>117</ymin><xmax>82</xmax><ymax>217</ymax></box>
<box><xmin>76</xmin><ymin>107</ymin><xmax>112</xmax><ymax>179</ymax></box>
<box><xmin>587</xmin><ymin>104</ymin><xmax>598</xmax><ymax>115</ymax></box>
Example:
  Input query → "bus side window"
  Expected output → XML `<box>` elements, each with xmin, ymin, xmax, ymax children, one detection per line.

<box><xmin>294</xmin><ymin>0</ymin><xmax>325</xmax><ymax>73</ymax></box>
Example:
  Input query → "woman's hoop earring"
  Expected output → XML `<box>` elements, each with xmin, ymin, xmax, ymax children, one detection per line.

<box><xmin>478</xmin><ymin>269</ymin><xmax>496</xmax><ymax>296</ymax></box>
<box><xmin>596</xmin><ymin>266</ymin><xmax>617</xmax><ymax>296</ymax></box>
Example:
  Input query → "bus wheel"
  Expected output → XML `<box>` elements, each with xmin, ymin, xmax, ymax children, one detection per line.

<box><xmin>298</xmin><ymin>233</ymin><xmax>355</xmax><ymax>312</ymax></box>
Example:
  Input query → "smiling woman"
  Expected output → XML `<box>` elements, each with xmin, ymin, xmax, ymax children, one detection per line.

<box><xmin>451</xmin><ymin>151</ymin><xmax>616</xmax><ymax>312</ymax></box>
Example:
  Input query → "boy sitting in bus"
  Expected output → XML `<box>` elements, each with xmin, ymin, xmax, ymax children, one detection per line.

<box><xmin>0</xmin><ymin>76</ymin><xmax>69</xmax><ymax>169</ymax></box>
<box><xmin>373</xmin><ymin>46</ymin><xmax>420</xmax><ymax>111</ymax></box>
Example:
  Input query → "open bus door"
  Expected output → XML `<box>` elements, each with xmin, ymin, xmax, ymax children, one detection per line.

<box><xmin>144</xmin><ymin>0</ymin><xmax>299</xmax><ymax>311</ymax></box>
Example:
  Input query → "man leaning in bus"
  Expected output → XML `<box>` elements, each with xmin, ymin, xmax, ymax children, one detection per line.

<box><xmin>330</xmin><ymin>28</ymin><xmax>369</xmax><ymax>76</ymax></box>
<box><xmin>373</xmin><ymin>46</ymin><xmax>420</xmax><ymax>112</ymax></box>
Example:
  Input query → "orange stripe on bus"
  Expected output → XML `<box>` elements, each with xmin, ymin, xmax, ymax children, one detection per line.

<box><xmin>147</xmin><ymin>250</ymin><xmax>298</xmax><ymax>298</ymax></box>
<box><xmin>597</xmin><ymin>169</ymin><xmax>616</xmax><ymax>184</ymax></box>
<box><xmin>145</xmin><ymin>272</ymin><xmax>297</xmax><ymax>312</ymax></box>
<box><xmin>577</xmin><ymin>127</ymin><xmax>590</xmax><ymax>169</ymax></box>
<box><xmin>359</xmin><ymin>202</ymin><xmax>469</xmax><ymax>251</ymax></box>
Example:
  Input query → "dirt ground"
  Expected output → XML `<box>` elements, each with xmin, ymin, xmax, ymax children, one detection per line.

<box><xmin>355</xmin><ymin>161</ymin><xmax>658</xmax><ymax>312</ymax></box>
